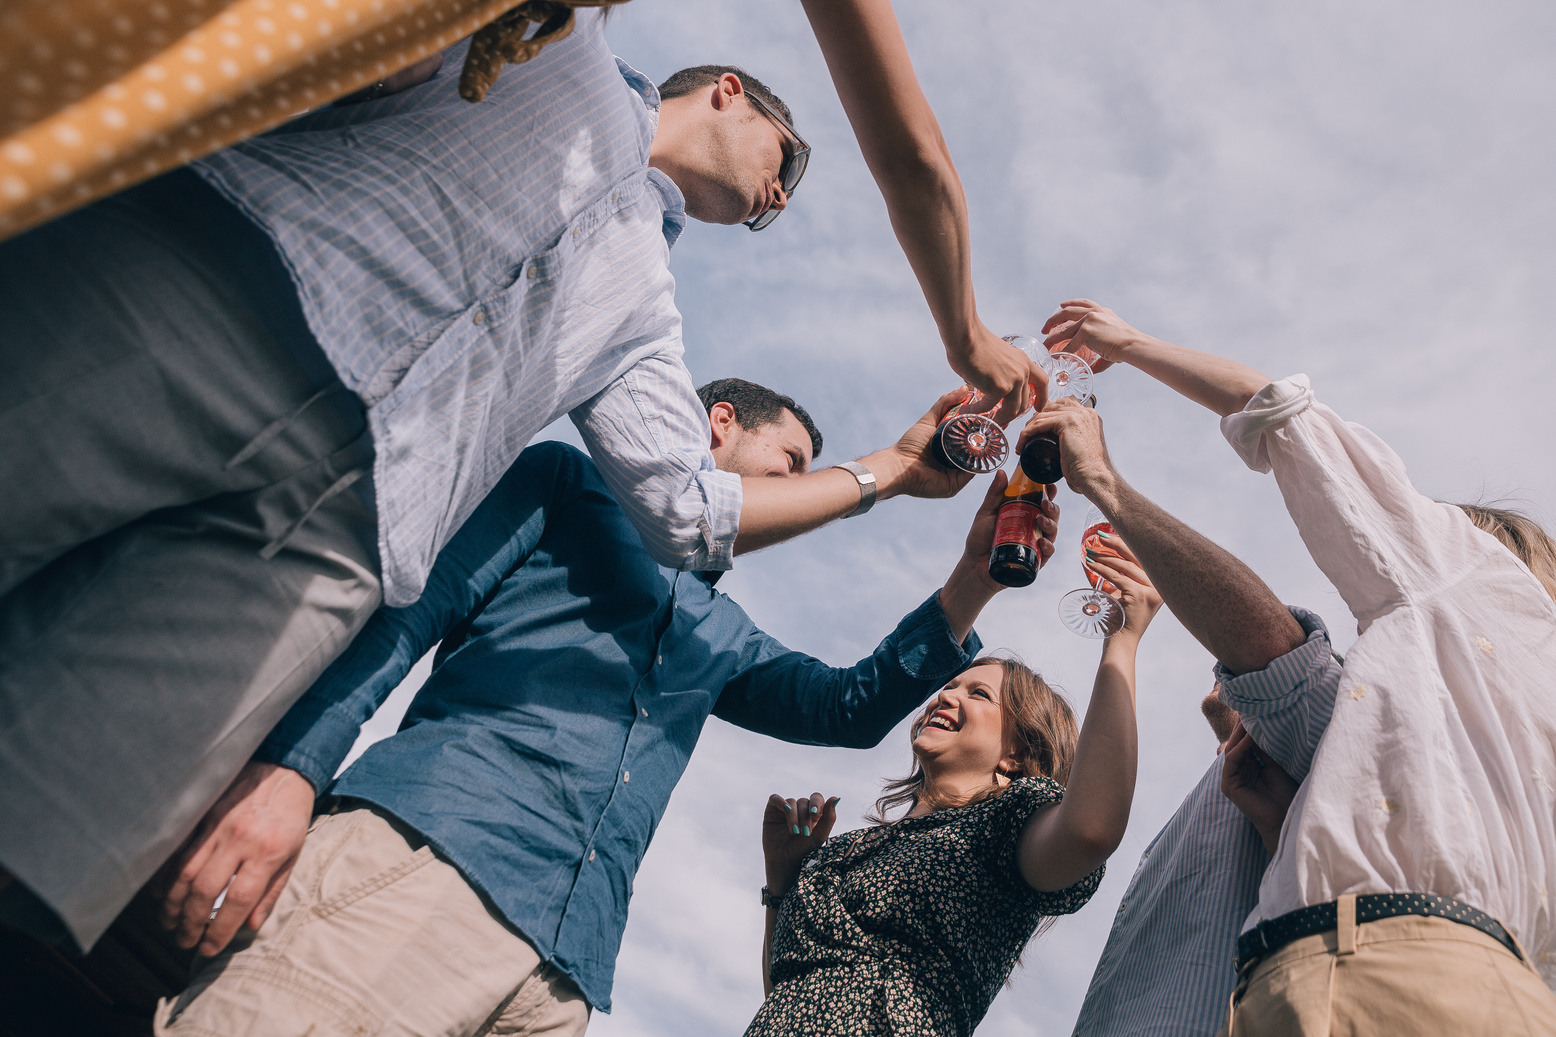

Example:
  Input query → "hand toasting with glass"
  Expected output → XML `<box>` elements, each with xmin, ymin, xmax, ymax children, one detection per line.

<box><xmin>929</xmin><ymin>335</ymin><xmax>1097</xmax><ymax>476</ymax></box>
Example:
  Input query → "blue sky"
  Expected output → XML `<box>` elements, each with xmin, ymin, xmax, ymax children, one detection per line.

<box><xmin>350</xmin><ymin>2</ymin><xmax>1556</xmax><ymax>1033</ymax></box>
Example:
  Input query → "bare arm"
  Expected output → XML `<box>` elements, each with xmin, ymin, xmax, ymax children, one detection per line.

<box><xmin>800</xmin><ymin>0</ymin><xmax>1042</xmax><ymax>423</ymax></box>
<box><xmin>735</xmin><ymin>389</ymin><xmax>976</xmax><ymax>555</ymax></box>
<box><xmin>1041</xmin><ymin>300</ymin><xmax>1271</xmax><ymax>417</ymax></box>
<box><xmin>1017</xmin><ymin>540</ymin><xmax>1159</xmax><ymax>890</ymax></box>
<box><xmin>1016</xmin><ymin>401</ymin><xmax>1306</xmax><ymax>675</ymax></box>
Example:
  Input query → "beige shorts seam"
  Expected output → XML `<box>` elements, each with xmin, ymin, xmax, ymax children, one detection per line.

<box><xmin>207</xmin><ymin>958</ymin><xmax>379</xmax><ymax>1035</ymax></box>
<box><xmin>312</xmin><ymin>844</ymin><xmax>435</xmax><ymax>919</ymax></box>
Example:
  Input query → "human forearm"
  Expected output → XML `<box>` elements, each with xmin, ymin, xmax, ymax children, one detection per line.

<box><xmin>1087</xmin><ymin>473</ymin><xmax>1305</xmax><ymax>675</ymax></box>
<box><xmin>1113</xmin><ymin>334</ymin><xmax>1271</xmax><ymax>417</ymax></box>
<box><xmin>1017</xmin><ymin>633</ymin><xmax>1139</xmax><ymax>889</ymax></box>
<box><xmin>799</xmin><ymin>0</ymin><xmax>984</xmax><ymax>356</ymax></box>
<box><xmin>1043</xmin><ymin>301</ymin><xmax>1271</xmax><ymax>417</ymax></box>
<box><xmin>735</xmin><ymin>446</ymin><xmax>910</xmax><ymax>555</ymax></box>
<box><xmin>761</xmin><ymin>909</ymin><xmax>777</xmax><ymax>998</ymax></box>
<box><xmin>937</xmin><ymin>554</ymin><xmax>1001</xmax><ymax>645</ymax></box>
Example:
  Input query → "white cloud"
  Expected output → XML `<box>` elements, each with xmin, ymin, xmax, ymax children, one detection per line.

<box><xmin>362</xmin><ymin>1</ymin><xmax>1556</xmax><ymax>1033</ymax></box>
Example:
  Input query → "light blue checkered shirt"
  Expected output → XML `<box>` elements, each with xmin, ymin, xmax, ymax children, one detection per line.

<box><xmin>194</xmin><ymin>12</ymin><xmax>740</xmax><ymax>606</ymax></box>
<box><xmin>1072</xmin><ymin>607</ymin><xmax>1341</xmax><ymax>1037</ymax></box>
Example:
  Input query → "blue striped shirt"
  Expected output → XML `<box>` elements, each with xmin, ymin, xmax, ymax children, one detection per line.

<box><xmin>1072</xmin><ymin>607</ymin><xmax>1340</xmax><ymax>1036</ymax></box>
<box><xmin>193</xmin><ymin>13</ymin><xmax>741</xmax><ymax>606</ymax></box>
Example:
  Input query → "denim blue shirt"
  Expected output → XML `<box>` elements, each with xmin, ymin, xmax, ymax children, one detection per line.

<box><xmin>1072</xmin><ymin>607</ymin><xmax>1340</xmax><ymax>1036</ymax></box>
<box><xmin>254</xmin><ymin>442</ymin><xmax>981</xmax><ymax>1011</ymax></box>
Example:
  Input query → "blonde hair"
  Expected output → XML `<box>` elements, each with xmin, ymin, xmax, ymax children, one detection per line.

<box><xmin>1457</xmin><ymin>503</ymin><xmax>1556</xmax><ymax>605</ymax></box>
<box><xmin>872</xmin><ymin>656</ymin><xmax>1078</xmax><ymax>823</ymax></box>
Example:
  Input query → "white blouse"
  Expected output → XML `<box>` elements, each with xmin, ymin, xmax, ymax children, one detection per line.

<box><xmin>1222</xmin><ymin>375</ymin><xmax>1556</xmax><ymax>984</ymax></box>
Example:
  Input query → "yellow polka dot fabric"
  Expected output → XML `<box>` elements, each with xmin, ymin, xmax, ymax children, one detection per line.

<box><xmin>0</xmin><ymin>0</ymin><xmax>555</xmax><ymax>239</ymax></box>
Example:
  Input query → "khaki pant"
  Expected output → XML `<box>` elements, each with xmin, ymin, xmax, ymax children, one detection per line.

<box><xmin>155</xmin><ymin>807</ymin><xmax>590</xmax><ymax>1037</ymax></box>
<box><xmin>1221</xmin><ymin>898</ymin><xmax>1556</xmax><ymax>1036</ymax></box>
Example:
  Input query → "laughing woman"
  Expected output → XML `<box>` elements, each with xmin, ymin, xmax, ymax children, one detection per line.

<box><xmin>746</xmin><ymin>538</ymin><xmax>1161</xmax><ymax>1037</ymax></box>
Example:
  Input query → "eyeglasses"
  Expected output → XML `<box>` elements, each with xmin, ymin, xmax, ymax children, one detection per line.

<box><xmin>744</xmin><ymin>92</ymin><xmax>810</xmax><ymax>231</ymax></box>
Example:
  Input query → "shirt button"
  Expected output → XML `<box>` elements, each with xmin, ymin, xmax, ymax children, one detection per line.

<box><xmin>623</xmin><ymin>771</ymin><xmax>630</xmax><ymax>783</ymax></box>
<box><xmin>657</xmin><ymin>654</ymin><xmax>663</xmax><ymax>666</ymax></box>
<box><xmin>588</xmin><ymin>849</ymin><xmax>595</xmax><ymax>862</ymax></box>
<box><xmin>526</xmin><ymin>265</ymin><xmax>538</xmax><ymax>279</ymax></box>
<box><xmin>571</xmin><ymin>225</ymin><xmax>580</xmax><ymax>239</ymax></box>
<box><xmin>471</xmin><ymin>310</ymin><xmax>485</xmax><ymax>325</ymax></box>
<box><xmin>612</xmin><ymin>192</ymin><xmax>620</xmax><ymax>204</ymax></box>
<box><xmin>640</xmin><ymin>707</ymin><xmax>648</xmax><ymax>718</ymax></box>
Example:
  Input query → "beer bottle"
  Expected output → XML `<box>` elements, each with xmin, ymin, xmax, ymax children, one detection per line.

<box><xmin>988</xmin><ymin>468</ymin><xmax>1049</xmax><ymax>587</ymax></box>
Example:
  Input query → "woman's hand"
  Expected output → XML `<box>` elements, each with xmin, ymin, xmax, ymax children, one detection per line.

<box><xmin>1083</xmin><ymin>532</ymin><xmax>1164</xmax><ymax>639</ymax></box>
<box><xmin>1040</xmin><ymin>300</ymin><xmax>1150</xmax><ymax>374</ymax></box>
<box><xmin>1220</xmin><ymin>719</ymin><xmax>1299</xmax><ymax>854</ymax></box>
<box><xmin>762</xmin><ymin>792</ymin><xmax>840</xmax><ymax>896</ymax></box>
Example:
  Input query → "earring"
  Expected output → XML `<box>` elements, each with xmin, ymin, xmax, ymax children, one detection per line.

<box><xmin>993</xmin><ymin>770</ymin><xmax>1013</xmax><ymax>787</ymax></box>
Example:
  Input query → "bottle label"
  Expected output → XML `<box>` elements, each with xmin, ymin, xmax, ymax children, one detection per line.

<box><xmin>994</xmin><ymin>501</ymin><xmax>1041</xmax><ymax>550</ymax></box>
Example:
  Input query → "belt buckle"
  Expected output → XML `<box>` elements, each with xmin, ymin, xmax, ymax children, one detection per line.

<box><xmin>1236</xmin><ymin>927</ymin><xmax>1270</xmax><ymax>977</ymax></box>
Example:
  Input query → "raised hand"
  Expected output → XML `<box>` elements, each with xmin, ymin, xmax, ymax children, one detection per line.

<box><xmin>1013</xmin><ymin>398</ymin><xmax>1119</xmax><ymax>503</ymax></box>
<box><xmin>953</xmin><ymin>327</ymin><xmax>1050</xmax><ymax>426</ymax></box>
<box><xmin>762</xmin><ymin>791</ymin><xmax>841</xmax><ymax>897</ymax></box>
<box><xmin>1040</xmin><ymin>299</ymin><xmax>1149</xmax><ymax>374</ymax></box>
<box><xmin>1083</xmin><ymin>532</ymin><xmax>1164</xmax><ymax>639</ymax></box>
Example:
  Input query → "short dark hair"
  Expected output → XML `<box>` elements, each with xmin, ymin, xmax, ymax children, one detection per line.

<box><xmin>658</xmin><ymin>66</ymin><xmax>793</xmax><ymax>129</ymax></box>
<box><xmin>697</xmin><ymin>378</ymin><xmax>822</xmax><ymax>460</ymax></box>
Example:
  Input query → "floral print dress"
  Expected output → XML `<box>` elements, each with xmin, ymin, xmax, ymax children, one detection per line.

<box><xmin>745</xmin><ymin>776</ymin><xmax>1103</xmax><ymax>1037</ymax></box>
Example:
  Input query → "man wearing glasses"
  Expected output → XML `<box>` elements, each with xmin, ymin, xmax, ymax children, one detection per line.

<box><xmin>2</xmin><ymin>12</ymin><xmax>953</xmax><ymax>967</ymax></box>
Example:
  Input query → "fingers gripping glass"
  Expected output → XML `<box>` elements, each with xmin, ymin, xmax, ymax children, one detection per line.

<box><xmin>744</xmin><ymin>93</ymin><xmax>810</xmax><ymax>231</ymax></box>
<box><xmin>1059</xmin><ymin>505</ymin><xmax>1126</xmax><ymax>638</ymax></box>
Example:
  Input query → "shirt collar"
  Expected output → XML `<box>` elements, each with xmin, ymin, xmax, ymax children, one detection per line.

<box><xmin>645</xmin><ymin>167</ymin><xmax>687</xmax><ymax>249</ymax></box>
<box><xmin>615</xmin><ymin>57</ymin><xmax>686</xmax><ymax>249</ymax></box>
<box><xmin>614</xmin><ymin>56</ymin><xmax>659</xmax><ymax>112</ymax></box>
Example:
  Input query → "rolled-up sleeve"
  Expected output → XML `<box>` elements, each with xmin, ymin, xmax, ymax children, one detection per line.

<box><xmin>1220</xmin><ymin>374</ymin><xmax>1494</xmax><ymax>624</ymax></box>
<box><xmin>1214</xmin><ymin>606</ymin><xmax>1341</xmax><ymax>781</ymax></box>
<box><xmin>571</xmin><ymin>351</ymin><xmax>742</xmax><ymax>572</ymax></box>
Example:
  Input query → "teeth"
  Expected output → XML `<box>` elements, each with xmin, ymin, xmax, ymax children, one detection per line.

<box><xmin>927</xmin><ymin>716</ymin><xmax>955</xmax><ymax>731</ymax></box>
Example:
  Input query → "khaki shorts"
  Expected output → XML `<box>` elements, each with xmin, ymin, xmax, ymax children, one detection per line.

<box><xmin>155</xmin><ymin>806</ymin><xmax>590</xmax><ymax>1037</ymax></box>
<box><xmin>1221</xmin><ymin>898</ymin><xmax>1556</xmax><ymax>1036</ymax></box>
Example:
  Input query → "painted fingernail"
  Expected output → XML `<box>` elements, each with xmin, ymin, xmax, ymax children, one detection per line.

<box><xmin>810</xmin><ymin>803</ymin><xmax>819</xmax><ymax>815</ymax></box>
<box><xmin>802</xmin><ymin>826</ymin><xmax>811</xmax><ymax>837</ymax></box>
<box><xmin>1085</xmin><ymin>549</ymin><xmax>1097</xmax><ymax>559</ymax></box>
<box><xmin>791</xmin><ymin>825</ymin><xmax>800</xmax><ymax>835</ymax></box>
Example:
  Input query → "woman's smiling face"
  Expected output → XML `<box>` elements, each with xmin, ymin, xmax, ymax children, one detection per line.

<box><xmin>911</xmin><ymin>663</ymin><xmax>1014</xmax><ymax>778</ymax></box>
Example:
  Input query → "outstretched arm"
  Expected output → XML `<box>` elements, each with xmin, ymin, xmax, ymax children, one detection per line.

<box><xmin>1041</xmin><ymin>299</ymin><xmax>1270</xmax><ymax>417</ymax></box>
<box><xmin>733</xmin><ymin>389</ymin><xmax>983</xmax><ymax>556</ymax></box>
<box><xmin>1016</xmin><ymin>401</ymin><xmax>1306</xmax><ymax>675</ymax></box>
<box><xmin>801</xmin><ymin>0</ymin><xmax>1044</xmax><ymax>424</ymax></box>
<box><xmin>1016</xmin><ymin>540</ymin><xmax>1160</xmax><ymax>891</ymax></box>
<box><xmin>715</xmin><ymin>469</ymin><xmax>1056</xmax><ymax>745</ymax></box>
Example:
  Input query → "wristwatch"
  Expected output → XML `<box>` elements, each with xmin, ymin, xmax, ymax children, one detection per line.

<box><xmin>760</xmin><ymin>885</ymin><xmax>786</xmax><ymax>909</ymax></box>
<box><xmin>831</xmin><ymin>460</ymin><xmax>877</xmax><ymax>518</ymax></box>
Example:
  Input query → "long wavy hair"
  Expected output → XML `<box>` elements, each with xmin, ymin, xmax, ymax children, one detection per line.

<box><xmin>871</xmin><ymin>656</ymin><xmax>1079</xmax><ymax>824</ymax></box>
<box><xmin>1456</xmin><ymin>503</ymin><xmax>1556</xmax><ymax>606</ymax></box>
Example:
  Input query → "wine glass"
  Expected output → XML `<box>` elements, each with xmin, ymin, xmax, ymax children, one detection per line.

<box><xmin>1005</xmin><ymin>337</ymin><xmax>1096</xmax><ymax>485</ymax></box>
<box><xmin>929</xmin><ymin>335</ymin><xmax>1096</xmax><ymax>475</ymax></box>
<box><xmin>929</xmin><ymin>389</ymin><xmax>1009</xmax><ymax>473</ymax></box>
<box><xmin>1058</xmin><ymin>504</ymin><xmax>1125</xmax><ymax>638</ymax></box>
